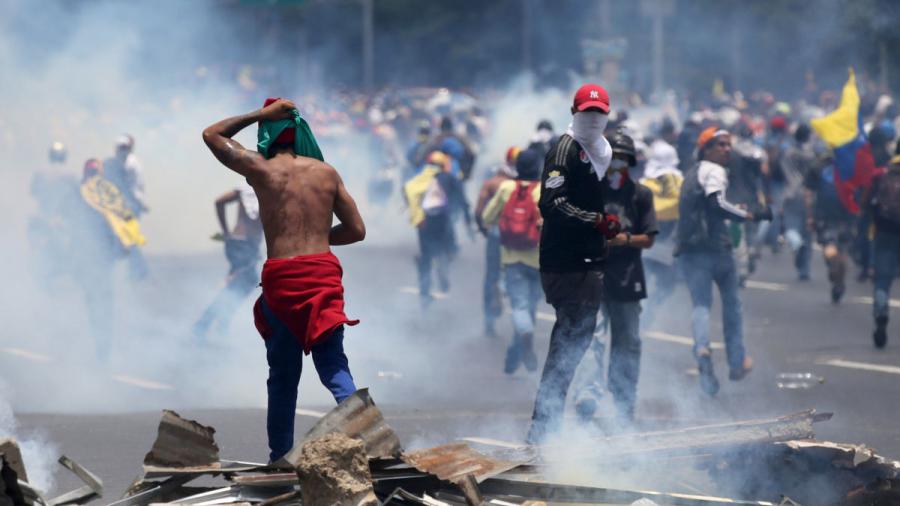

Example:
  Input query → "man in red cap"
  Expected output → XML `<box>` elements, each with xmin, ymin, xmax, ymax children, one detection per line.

<box><xmin>203</xmin><ymin>98</ymin><xmax>366</xmax><ymax>462</ymax></box>
<box><xmin>676</xmin><ymin>127</ymin><xmax>771</xmax><ymax>396</ymax></box>
<box><xmin>526</xmin><ymin>84</ymin><xmax>622</xmax><ymax>443</ymax></box>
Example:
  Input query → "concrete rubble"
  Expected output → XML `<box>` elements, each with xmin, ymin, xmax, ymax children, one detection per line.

<box><xmin>295</xmin><ymin>432</ymin><xmax>377</xmax><ymax>506</ymax></box>
<box><xmin>3</xmin><ymin>396</ymin><xmax>900</xmax><ymax>506</ymax></box>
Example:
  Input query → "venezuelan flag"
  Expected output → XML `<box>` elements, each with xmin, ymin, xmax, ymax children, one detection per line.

<box><xmin>810</xmin><ymin>69</ymin><xmax>877</xmax><ymax>215</ymax></box>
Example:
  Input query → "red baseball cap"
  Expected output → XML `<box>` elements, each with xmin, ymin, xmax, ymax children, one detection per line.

<box><xmin>573</xmin><ymin>84</ymin><xmax>610</xmax><ymax>113</ymax></box>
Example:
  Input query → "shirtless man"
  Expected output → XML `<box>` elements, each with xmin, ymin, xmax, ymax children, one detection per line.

<box><xmin>203</xmin><ymin>98</ymin><xmax>366</xmax><ymax>462</ymax></box>
<box><xmin>193</xmin><ymin>184</ymin><xmax>264</xmax><ymax>341</ymax></box>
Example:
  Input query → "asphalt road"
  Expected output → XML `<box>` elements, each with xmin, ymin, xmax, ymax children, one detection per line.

<box><xmin>3</xmin><ymin>212</ymin><xmax>900</xmax><ymax>499</ymax></box>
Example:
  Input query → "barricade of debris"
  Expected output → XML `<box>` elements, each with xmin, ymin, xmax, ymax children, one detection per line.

<box><xmin>3</xmin><ymin>389</ymin><xmax>899</xmax><ymax>505</ymax></box>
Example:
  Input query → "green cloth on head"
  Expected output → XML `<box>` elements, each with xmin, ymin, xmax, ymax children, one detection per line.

<box><xmin>257</xmin><ymin>109</ymin><xmax>324</xmax><ymax>161</ymax></box>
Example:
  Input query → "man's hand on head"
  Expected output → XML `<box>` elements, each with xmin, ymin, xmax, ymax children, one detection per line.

<box><xmin>259</xmin><ymin>99</ymin><xmax>296</xmax><ymax>122</ymax></box>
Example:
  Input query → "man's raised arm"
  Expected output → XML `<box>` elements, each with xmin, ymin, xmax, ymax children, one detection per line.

<box><xmin>329</xmin><ymin>172</ymin><xmax>366</xmax><ymax>246</ymax></box>
<box><xmin>202</xmin><ymin>99</ymin><xmax>295</xmax><ymax>177</ymax></box>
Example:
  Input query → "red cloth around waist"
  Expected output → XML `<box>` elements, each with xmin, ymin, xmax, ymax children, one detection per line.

<box><xmin>253</xmin><ymin>251</ymin><xmax>359</xmax><ymax>354</ymax></box>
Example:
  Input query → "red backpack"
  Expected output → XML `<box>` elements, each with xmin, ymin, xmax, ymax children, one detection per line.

<box><xmin>499</xmin><ymin>182</ymin><xmax>541</xmax><ymax>250</ymax></box>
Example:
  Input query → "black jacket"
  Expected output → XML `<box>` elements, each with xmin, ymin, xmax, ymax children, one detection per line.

<box><xmin>538</xmin><ymin>134</ymin><xmax>608</xmax><ymax>272</ymax></box>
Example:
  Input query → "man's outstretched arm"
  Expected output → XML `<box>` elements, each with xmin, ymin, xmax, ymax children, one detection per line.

<box><xmin>215</xmin><ymin>190</ymin><xmax>240</xmax><ymax>237</ymax></box>
<box><xmin>202</xmin><ymin>99</ymin><xmax>295</xmax><ymax>177</ymax></box>
<box><xmin>330</xmin><ymin>172</ymin><xmax>366</xmax><ymax>246</ymax></box>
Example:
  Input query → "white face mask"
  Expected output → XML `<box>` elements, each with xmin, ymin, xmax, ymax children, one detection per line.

<box><xmin>567</xmin><ymin>112</ymin><xmax>613</xmax><ymax>180</ymax></box>
<box><xmin>571</xmin><ymin>111</ymin><xmax>609</xmax><ymax>142</ymax></box>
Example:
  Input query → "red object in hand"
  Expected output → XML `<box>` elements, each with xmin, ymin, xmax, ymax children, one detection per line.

<box><xmin>597</xmin><ymin>213</ymin><xmax>622</xmax><ymax>239</ymax></box>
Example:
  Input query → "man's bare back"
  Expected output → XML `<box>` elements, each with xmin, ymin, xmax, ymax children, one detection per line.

<box><xmin>203</xmin><ymin>99</ymin><xmax>365</xmax><ymax>259</ymax></box>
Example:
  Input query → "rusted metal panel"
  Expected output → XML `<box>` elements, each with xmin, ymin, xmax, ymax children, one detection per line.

<box><xmin>144</xmin><ymin>461</ymin><xmax>265</xmax><ymax>478</ymax></box>
<box><xmin>275</xmin><ymin>388</ymin><xmax>402</xmax><ymax>468</ymax></box>
<box><xmin>401</xmin><ymin>444</ymin><xmax>522</xmax><ymax>484</ymax></box>
<box><xmin>143</xmin><ymin>411</ymin><xmax>220</xmax><ymax>469</ymax></box>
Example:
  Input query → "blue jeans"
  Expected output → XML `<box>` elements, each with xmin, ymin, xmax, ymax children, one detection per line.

<box><xmin>505</xmin><ymin>263</ymin><xmax>542</xmax><ymax>338</ymax></box>
<box><xmin>783</xmin><ymin>206</ymin><xmax>811</xmax><ymax>279</ymax></box>
<box><xmin>528</xmin><ymin>301</ymin><xmax>600</xmax><ymax>443</ymax></box>
<box><xmin>576</xmin><ymin>300</ymin><xmax>642</xmax><ymax>418</ymax></box>
<box><xmin>259</xmin><ymin>299</ymin><xmax>357</xmax><ymax>462</ymax></box>
<box><xmin>679</xmin><ymin>251</ymin><xmax>746</xmax><ymax>371</ymax></box>
<box><xmin>483</xmin><ymin>228</ymin><xmax>503</xmax><ymax>328</ymax></box>
<box><xmin>873</xmin><ymin>232</ymin><xmax>900</xmax><ymax>321</ymax></box>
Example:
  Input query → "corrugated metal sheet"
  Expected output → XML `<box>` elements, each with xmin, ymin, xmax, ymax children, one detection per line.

<box><xmin>401</xmin><ymin>443</ymin><xmax>522</xmax><ymax>484</ymax></box>
<box><xmin>143</xmin><ymin>410</ymin><xmax>220</xmax><ymax>468</ymax></box>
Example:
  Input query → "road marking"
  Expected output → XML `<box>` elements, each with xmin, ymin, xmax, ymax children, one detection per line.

<box><xmin>848</xmin><ymin>296</ymin><xmax>900</xmax><ymax>309</ymax></box>
<box><xmin>820</xmin><ymin>359</ymin><xmax>900</xmax><ymax>376</ymax></box>
<box><xmin>0</xmin><ymin>347</ymin><xmax>53</xmax><ymax>363</ymax></box>
<box><xmin>744</xmin><ymin>280</ymin><xmax>790</xmax><ymax>291</ymax></box>
<box><xmin>398</xmin><ymin>286</ymin><xmax>449</xmax><ymax>300</ymax></box>
<box><xmin>295</xmin><ymin>408</ymin><xmax>326</xmax><ymax>418</ymax></box>
<box><xmin>644</xmin><ymin>330</ymin><xmax>724</xmax><ymax>350</ymax></box>
<box><xmin>111</xmin><ymin>375</ymin><xmax>175</xmax><ymax>391</ymax></box>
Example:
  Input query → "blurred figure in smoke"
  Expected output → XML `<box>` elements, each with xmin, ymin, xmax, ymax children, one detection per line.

<box><xmin>676</xmin><ymin>127</ymin><xmax>770</xmax><ymax>396</ymax></box>
<box><xmin>854</xmin><ymin>123</ymin><xmax>896</xmax><ymax>282</ymax></box>
<box><xmin>867</xmin><ymin>141</ymin><xmax>900</xmax><ymax>348</ymax></box>
<box><xmin>805</xmin><ymin>152</ymin><xmax>856</xmax><ymax>304</ymax></box>
<box><xmin>76</xmin><ymin>158</ymin><xmax>146</xmax><ymax>363</ymax></box>
<box><xmin>202</xmin><ymin>98</ymin><xmax>365</xmax><ymax>463</ymax></box>
<box><xmin>193</xmin><ymin>184</ymin><xmax>263</xmax><ymax>342</ymax></box>
<box><xmin>638</xmin><ymin>123</ymin><xmax>683</xmax><ymax>324</ymax></box>
<box><xmin>527</xmin><ymin>84</ymin><xmax>622</xmax><ymax>444</ymax></box>
<box><xmin>104</xmin><ymin>135</ymin><xmax>147</xmax><ymax>216</ymax></box>
<box><xmin>405</xmin><ymin>120</ymin><xmax>432</xmax><ymax>180</ymax></box>
<box><xmin>729</xmin><ymin>119</ymin><xmax>769</xmax><ymax>284</ymax></box>
<box><xmin>104</xmin><ymin>134</ymin><xmax>149</xmax><ymax>280</ymax></box>
<box><xmin>780</xmin><ymin>124</ymin><xmax>816</xmax><ymax>281</ymax></box>
<box><xmin>759</xmin><ymin>115</ymin><xmax>791</xmax><ymax>254</ymax></box>
<box><xmin>481</xmin><ymin>147</ymin><xmax>543</xmax><ymax>374</ymax></box>
<box><xmin>28</xmin><ymin>142</ymin><xmax>79</xmax><ymax>291</ymax></box>
<box><xmin>403</xmin><ymin>151</ymin><xmax>472</xmax><ymax>309</ymax></box>
<box><xmin>574</xmin><ymin>131</ymin><xmax>657</xmax><ymax>425</ymax></box>
<box><xmin>474</xmin><ymin>147</ymin><xmax>520</xmax><ymax>337</ymax></box>
<box><xmin>677</xmin><ymin>113</ymin><xmax>704</xmax><ymax>174</ymax></box>
<box><xmin>528</xmin><ymin>119</ymin><xmax>558</xmax><ymax>158</ymax></box>
<box><xmin>430</xmin><ymin>116</ymin><xmax>476</xmax><ymax>181</ymax></box>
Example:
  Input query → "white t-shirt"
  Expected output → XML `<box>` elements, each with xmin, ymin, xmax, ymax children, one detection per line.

<box><xmin>697</xmin><ymin>160</ymin><xmax>728</xmax><ymax>197</ymax></box>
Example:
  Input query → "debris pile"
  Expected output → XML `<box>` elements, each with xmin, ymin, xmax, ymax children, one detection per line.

<box><xmin>1</xmin><ymin>439</ymin><xmax>102</xmax><ymax>506</ymax></box>
<box><xmin>3</xmin><ymin>390</ymin><xmax>900</xmax><ymax>505</ymax></box>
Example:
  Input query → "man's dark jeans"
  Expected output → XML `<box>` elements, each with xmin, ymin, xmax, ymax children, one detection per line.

<box><xmin>259</xmin><ymin>299</ymin><xmax>357</xmax><ymax>462</ymax></box>
<box><xmin>528</xmin><ymin>270</ymin><xmax>603</xmax><ymax>443</ymax></box>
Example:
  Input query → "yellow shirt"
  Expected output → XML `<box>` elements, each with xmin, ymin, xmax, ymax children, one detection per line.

<box><xmin>481</xmin><ymin>179</ymin><xmax>541</xmax><ymax>269</ymax></box>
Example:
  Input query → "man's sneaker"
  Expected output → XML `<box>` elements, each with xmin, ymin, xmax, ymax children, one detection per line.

<box><xmin>697</xmin><ymin>354</ymin><xmax>720</xmax><ymax>396</ymax></box>
<box><xmin>874</xmin><ymin>316</ymin><xmax>888</xmax><ymax>349</ymax></box>
<box><xmin>729</xmin><ymin>356</ymin><xmax>754</xmax><ymax>381</ymax></box>
<box><xmin>503</xmin><ymin>343</ymin><xmax>521</xmax><ymax>374</ymax></box>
